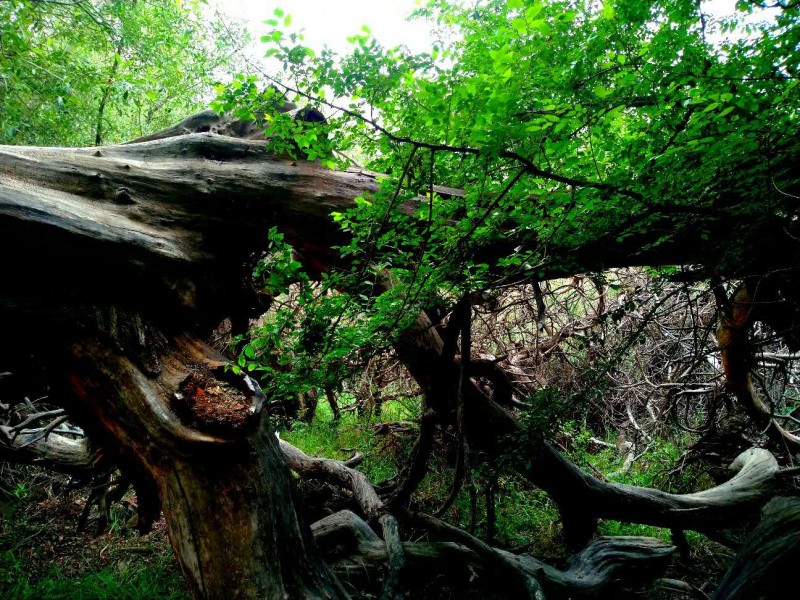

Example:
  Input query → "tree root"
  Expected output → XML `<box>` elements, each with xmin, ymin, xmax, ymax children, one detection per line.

<box><xmin>312</xmin><ymin>509</ymin><xmax>675</xmax><ymax>599</ymax></box>
<box><xmin>285</xmin><ymin>438</ymin><xmax>676</xmax><ymax>599</ymax></box>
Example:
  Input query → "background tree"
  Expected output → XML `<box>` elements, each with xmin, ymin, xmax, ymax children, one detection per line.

<box><xmin>0</xmin><ymin>0</ymin><xmax>246</xmax><ymax>146</ymax></box>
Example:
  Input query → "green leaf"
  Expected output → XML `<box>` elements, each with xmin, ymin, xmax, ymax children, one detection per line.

<box><xmin>511</xmin><ymin>18</ymin><xmax>528</xmax><ymax>35</ymax></box>
<box><xmin>525</xmin><ymin>3</ymin><xmax>543</xmax><ymax>20</ymax></box>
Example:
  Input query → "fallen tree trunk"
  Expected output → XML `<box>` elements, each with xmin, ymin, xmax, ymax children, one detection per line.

<box><xmin>0</xmin><ymin>133</ymin><xmax>381</xmax><ymax>336</ymax></box>
<box><xmin>3</xmin><ymin>132</ymin><xmax>799</xmax><ymax>331</ymax></box>
<box><xmin>0</xmin><ymin>425</ymin><xmax>100</xmax><ymax>474</ymax></box>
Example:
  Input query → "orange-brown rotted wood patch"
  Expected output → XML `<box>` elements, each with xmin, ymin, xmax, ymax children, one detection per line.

<box><xmin>171</xmin><ymin>370</ymin><xmax>252</xmax><ymax>435</ymax></box>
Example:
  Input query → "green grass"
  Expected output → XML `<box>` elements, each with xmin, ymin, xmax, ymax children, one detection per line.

<box><xmin>0</xmin><ymin>549</ymin><xmax>187</xmax><ymax>600</ymax></box>
<box><xmin>280</xmin><ymin>397</ymin><xmax>418</xmax><ymax>484</ymax></box>
<box><xmin>1</xmin><ymin>473</ymin><xmax>187</xmax><ymax>600</ymax></box>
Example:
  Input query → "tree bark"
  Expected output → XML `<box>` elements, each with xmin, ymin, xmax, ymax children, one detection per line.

<box><xmin>64</xmin><ymin>335</ymin><xmax>344</xmax><ymax>599</ymax></box>
<box><xmin>714</xmin><ymin>497</ymin><xmax>800</xmax><ymax>600</ymax></box>
<box><xmin>313</xmin><ymin>510</ymin><xmax>674</xmax><ymax>599</ymax></box>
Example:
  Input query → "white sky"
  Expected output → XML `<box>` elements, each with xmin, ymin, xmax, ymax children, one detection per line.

<box><xmin>208</xmin><ymin>0</ymin><xmax>434</xmax><ymax>56</ymax></box>
<box><xmin>206</xmin><ymin>0</ymin><xmax>771</xmax><ymax>71</ymax></box>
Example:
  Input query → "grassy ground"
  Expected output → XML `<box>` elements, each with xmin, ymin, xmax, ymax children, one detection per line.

<box><xmin>0</xmin><ymin>471</ymin><xmax>187</xmax><ymax>600</ymax></box>
<box><xmin>1</xmin><ymin>403</ymin><xmax>732</xmax><ymax>597</ymax></box>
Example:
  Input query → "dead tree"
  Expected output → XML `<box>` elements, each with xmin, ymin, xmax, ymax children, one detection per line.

<box><xmin>2</xmin><ymin>115</ymin><xmax>800</xmax><ymax>598</ymax></box>
<box><xmin>0</xmin><ymin>131</ymin><xmax>375</xmax><ymax>597</ymax></box>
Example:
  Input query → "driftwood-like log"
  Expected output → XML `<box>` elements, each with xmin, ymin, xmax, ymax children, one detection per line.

<box><xmin>0</xmin><ymin>425</ymin><xmax>99</xmax><ymax>473</ymax></box>
<box><xmin>280</xmin><ymin>438</ymin><xmax>406</xmax><ymax>600</ymax></box>
<box><xmin>714</xmin><ymin>497</ymin><xmax>800</xmax><ymax>600</ymax></box>
<box><xmin>530</xmin><ymin>446</ymin><xmax>788</xmax><ymax>540</ymax></box>
<box><xmin>312</xmin><ymin>510</ymin><xmax>674</xmax><ymax>599</ymax></box>
<box><xmin>0</xmin><ymin>134</ymin><xmax>381</xmax><ymax>337</ymax></box>
<box><xmin>519</xmin><ymin>536</ymin><xmax>674</xmax><ymax>597</ymax></box>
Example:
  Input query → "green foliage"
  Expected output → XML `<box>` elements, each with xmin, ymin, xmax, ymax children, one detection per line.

<box><xmin>221</xmin><ymin>0</ymin><xmax>799</xmax><ymax>398</ymax></box>
<box><xmin>235</xmin><ymin>224</ymin><xmax>445</xmax><ymax>406</ymax></box>
<box><xmin>0</xmin><ymin>549</ymin><xmax>187</xmax><ymax>600</ymax></box>
<box><xmin>0</xmin><ymin>0</ymin><xmax>245</xmax><ymax>146</ymax></box>
<box><xmin>518</xmin><ymin>386</ymin><xmax>574</xmax><ymax>439</ymax></box>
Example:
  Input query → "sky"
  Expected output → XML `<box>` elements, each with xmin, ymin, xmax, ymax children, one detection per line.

<box><xmin>208</xmin><ymin>0</ymin><xmax>434</xmax><ymax>56</ymax></box>
<box><xmin>205</xmin><ymin>0</ymin><xmax>773</xmax><ymax>71</ymax></box>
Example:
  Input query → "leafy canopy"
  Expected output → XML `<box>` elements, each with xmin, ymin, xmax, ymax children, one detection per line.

<box><xmin>0</xmin><ymin>0</ymin><xmax>245</xmax><ymax>145</ymax></box>
<box><xmin>214</xmin><ymin>1</ymin><xmax>800</xmax><ymax>399</ymax></box>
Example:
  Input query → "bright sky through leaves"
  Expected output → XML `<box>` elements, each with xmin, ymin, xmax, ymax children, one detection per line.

<box><xmin>208</xmin><ymin>0</ymin><xmax>435</xmax><ymax>55</ymax></box>
<box><xmin>208</xmin><ymin>0</ymin><xmax>770</xmax><ymax>61</ymax></box>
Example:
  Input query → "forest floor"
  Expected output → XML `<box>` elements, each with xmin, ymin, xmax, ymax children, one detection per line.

<box><xmin>1</xmin><ymin>402</ymin><xmax>734</xmax><ymax>599</ymax></box>
<box><xmin>0</xmin><ymin>476</ymin><xmax>186</xmax><ymax>599</ymax></box>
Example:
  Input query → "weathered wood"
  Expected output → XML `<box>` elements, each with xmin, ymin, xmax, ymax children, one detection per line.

<box><xmin>64</xmin><ymin>336</ymin><xmax>344</xmax><ymax>599</ymax></box>
<box><xmin>313</xmin><ymin>510</ymin><xmax>674</xmax><ymax>599</ymax></box>
<box><xmin>520</xmin><ymin>536</ymin><xmax>675</xmax><ymax>597</ymax></box>
<box><xmin>280</xmin><ymin>438</ymin><xmax>405</xmax><ymax>600</ymax></box>
<box><xmin>0</xmin><ymin>134</ymin><xmax>382</xmax><ymax>337</ymax></box>
<box><xmin>714</xmin><ymin>497</ymin><xmax>800</xmax><ymax>600</ymax></box>
<box><xmin>0</xmin><ymin>426</ymin><xmax>99</xmax><ymax>473</ymax></box>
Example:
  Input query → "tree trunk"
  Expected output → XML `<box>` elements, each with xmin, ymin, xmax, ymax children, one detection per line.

<box><xmin>64</xmin><ymin>335</ymin><xmax>344</xmax><ymax>599</ymax></box>
<box><xmin>714</xmin><ymin>497</ymin><xmax>800</xmax><ymax>600</ymax></box>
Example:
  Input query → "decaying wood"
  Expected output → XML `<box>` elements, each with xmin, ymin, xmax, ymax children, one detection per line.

<box><xmin>714</xmin><ymin>497</ymin><xmax>800</xmax><ymax>600</ymax></box>
<box><xmin>0</xmin><ymin>425</ymin><xmax>99</xmax><ymax>473</ymax></box>
<box><xmin>312</xmin><ymin>510</ymin><xmax>674</xmax><ymax>599</ymax></box>
<box><xmin>63</xmin><ymin>336</ymin><xmax>344</xmax><ymax>599</ymax></box>
<box><xmin>288</xmin><ymin>440</ymin><xmax>675</xmax><ymax>599</ymax></box>
<box><xmin>280</xmin><ymin>438</ymin><xmax>405</xmax><ymax>600</ymax></box>
<box><xmin>0</xmin><ymin>133</ymin><xmax>384</xmax><ymax>338</ymax></box>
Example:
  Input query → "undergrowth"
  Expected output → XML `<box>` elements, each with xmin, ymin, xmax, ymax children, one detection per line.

<box><xmin>1</xmin><ymin>400</ymin><xmax>727</xmax><ymax>597</ymax></box>
<box><xmin>0</xmin><ymin>550</ymin><xmax>187</xmax><ymax>600</ymax></box>
<box><xmin>0</xmin><ymin>472</ymin><xmax>187</xmax><ymax>600</ymax></box>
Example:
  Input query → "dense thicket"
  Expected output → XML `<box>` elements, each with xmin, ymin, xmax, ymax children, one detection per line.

<box><xmin>0</xmin><ymin>0</ymin><xmax>245</xmax><ymax>146</ymax></box>
<box><xmin>2</xmin><ymin>1</ymin><xmax>800</xmax><ymax>599</ymax></box>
